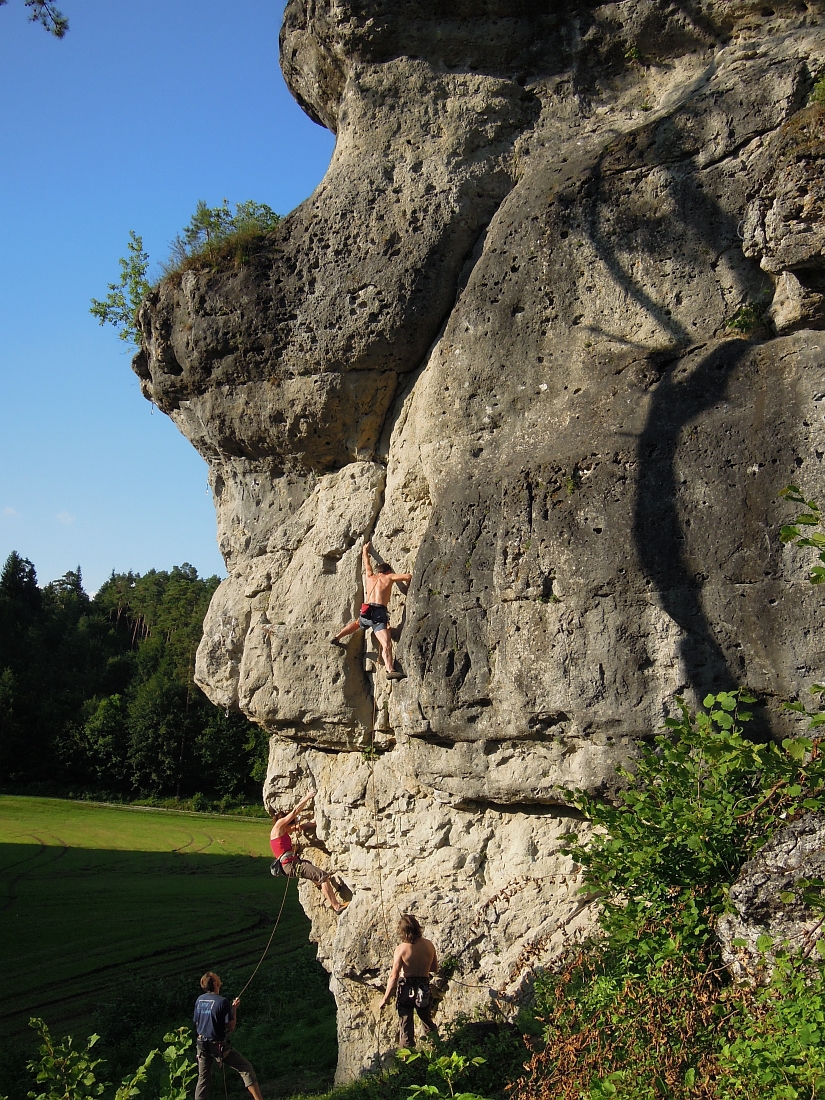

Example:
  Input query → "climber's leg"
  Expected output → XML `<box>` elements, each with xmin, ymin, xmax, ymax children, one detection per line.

<box><xmin>321</xmin><ymin>877</ymin><xmax>348</xmax><ymax>913</ymax></box>
<box><xmin>332</xmin><ymin>620</ymin><xmax>360</xmax><ymax>644</ymax></box>
<box><xmin>416</xmin><ymin>1004</ymin><xmax>439</xmax><ymax>1040</ymax></box>
<box><xmin>372</xmin><ymin>625</ymin><xmax>394</xmax><ymax>672</ymax></box>
<box><xmin>297</xmin><ymin>858</ymin><xmax>347</xmax><ymax>912</ymax></box>
<box><xmin>398</xmin><ymin>1004</ymin><xmax>416</xmax><ymax>1049</ymax></box>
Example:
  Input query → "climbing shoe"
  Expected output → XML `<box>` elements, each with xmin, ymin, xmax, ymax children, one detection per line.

<box><xmin>329</xmin><ymin>636</ymin><xmax>344</xmax><ymax>647</ymax></box>
<box><xmin>386</xmin><ymin>668</ymin><xmax>406</xmax><ymax>680</ymax></box>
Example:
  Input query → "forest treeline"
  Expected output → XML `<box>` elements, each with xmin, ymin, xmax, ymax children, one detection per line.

<box><xmin>0</xmin><ymin>551</ymin><xmax>268</xmax><ymax>808</ymax></box>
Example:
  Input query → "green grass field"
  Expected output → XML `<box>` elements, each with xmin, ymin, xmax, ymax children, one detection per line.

<box><xmin>0</xmin><ymin>795</ymin><xmax>337</xmax><ymax>1096</ymax></box>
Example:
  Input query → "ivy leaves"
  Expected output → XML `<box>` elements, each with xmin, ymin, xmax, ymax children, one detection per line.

<box><xmin>779</xmin><ymin>485</ymin><xmax>825</xmax><ymax>583</ymax></box>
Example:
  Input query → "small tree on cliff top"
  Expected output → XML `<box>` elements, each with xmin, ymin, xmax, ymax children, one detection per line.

<box><xmin>89</xmin><ymin>231</ymin><xmax>151</xmax><ymax>350</ymax></box>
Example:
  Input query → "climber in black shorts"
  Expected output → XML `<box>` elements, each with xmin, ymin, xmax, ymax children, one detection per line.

<box><xmin>330</xmin><ymin>541</ymin><xmax>411</xmax><ymax>679</ymax></box>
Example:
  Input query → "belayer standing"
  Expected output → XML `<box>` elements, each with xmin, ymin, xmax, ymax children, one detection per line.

<box><xmin>193</xmin><ymin>972</ymin><xmax>263</xmax><ymax>1100</ymax></box>
<box><xmin>269</xmin><ymin>788</ymin><xmax>348</xmax><ymax>913</ymax></box>
<box><xmin>330</xmin><ymin>540</ymin><xmax>411</xmax><ymax>679</ymax></box>
<box><xmin>379</xmin><ymin>914</ymin><xmax>440</xmax><ymax>1049</ymax></box>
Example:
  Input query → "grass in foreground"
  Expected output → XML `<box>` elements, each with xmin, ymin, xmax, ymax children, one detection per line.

<box><xmin>0</xmin><ymin>795</ymin><xmax>336</xmax><ymax>1097</ymax></box>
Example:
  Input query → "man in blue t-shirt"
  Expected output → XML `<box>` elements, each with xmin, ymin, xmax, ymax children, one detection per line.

<box><xmin>193</xmin><ymin>972</ymin><xmax>264</xmax><ymax>1100</ymax></box>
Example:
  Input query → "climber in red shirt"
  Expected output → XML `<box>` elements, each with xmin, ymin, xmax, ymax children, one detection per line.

<box><xmin>269</xmin><ymin>788</ymin><xmax>347</xmax><ymax>913</ymax></box>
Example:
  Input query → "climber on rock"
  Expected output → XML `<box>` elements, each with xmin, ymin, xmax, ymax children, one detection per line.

<box><xmin>269</xmin><ymin>788</ymin><xmax>348</xmax><ymax>913</ymax></box>
<box><xmin>330</xmin><ymin>540</ymin><xmax>411</xmax><ymax>680</ymax></box>
<box><xmin>379</xmin><ymin>914</ymin><xmax>440</xmax><ymax>1049</ymax></box>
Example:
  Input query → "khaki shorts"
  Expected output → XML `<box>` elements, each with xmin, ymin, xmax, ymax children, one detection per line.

<box><xmin>283</xmin><ymin>856</ymin><xmax>328</xmax><ymax>885</ymax></box>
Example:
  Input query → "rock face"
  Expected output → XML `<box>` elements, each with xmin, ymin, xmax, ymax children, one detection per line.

<box><xmin>718</xmin><ymin>814</ymin><xmax>825</xmax><ymax>982</ymax></box>
<box><xmin>134</xmin><ymin>0</ymin><xmax>825</xmax><ymax>1080</ymax></box>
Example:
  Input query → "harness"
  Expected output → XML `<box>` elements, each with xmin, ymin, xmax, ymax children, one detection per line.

<box><xmin>397</xmin><ymin>975</ymin><xmax>432</xmax><ymax>1011</ymax></box>
<box><xmin>270</xmin><ymin>852</ymin><xmax>295</xmax><ymax>877</ymax></box>
<box><xmin>196</xmin><ymin>1037</ymin><xmax>229</xmax><ymax>1067</ymax></box>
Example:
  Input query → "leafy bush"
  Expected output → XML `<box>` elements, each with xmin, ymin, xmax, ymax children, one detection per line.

<box><xmin>726</xmin><ymin>300</ymin><xmax>768</xmax><ymax>335</ymax></box>
<box><xmin>398</xmin><ymin>1048</ymin><xmax>489</xmax><ymax>1100</ymax></box>
<box><xmin>718</xmin><ymin>952</ymin><xmax>825</xmax><ymax>1100</ymax></box>
<box><xmin>564</xmin><ymin>691</ymin><xmax>825</xmax><ymax>940</ymax></box>
<box><xmin>22</xmin><ymin>1019</ymin><xmax>193</xmax><ymax>1100</ymax></box>
<box><xmin>515</xmin><ymin>689</ymin><xmax>825</xmax><ymax>1100</ymax></box>
<box><xmin>780</xmin><ymin>484</ymin><xmax>825</xmax><ymax>585</ymax></box>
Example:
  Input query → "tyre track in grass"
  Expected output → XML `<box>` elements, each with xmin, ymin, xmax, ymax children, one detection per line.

<box><xmin>171</xmin><ymin>832</ymin><xmax>195</xmax><ymax>853</ymax></box>
<box><xmin>4</xmin><ymin>913</ymin><xmax>304</xmax><ymax>1036</ymax></box>
<box><xmin>180</xmin><ymin>831</ymin><xmax>214</xmax><ymax>855</ymax></box>
<box><xmin>1</xmin><ymin>800</ymin><xmax>296</xmax><ymax>1039</ymax></box>
<box><xmin>0</xmin><ymin>835</ymin><xmax>69</xmax><ymax>914</ymax></box>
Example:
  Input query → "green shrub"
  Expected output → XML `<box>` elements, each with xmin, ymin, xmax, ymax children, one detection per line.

<box><xmin>163</xmin><ymin>199</ymin><xmax>281</xmax><ymax>273</ymax></box>
<box><xmin>780</xmin><ymin>485</ymin><xmax>825</xmax><ymax>586</ymax></box>
<box><xmin>22</xmin><ymin>1019</ymin><xmax>194</xmax><ymax>1100</ymax></box>
<box><xmin>726</xmin><ymin>301</ymin><xmax>768</xmax><ymax>335</ymax></box>
<box><xmin>514</xmin><ymin>687</ymin><xmax>825</xmax><ymax>1100</ymax></box>
<box><xmin>718</xmin><ymin>953</ymin><xmax>825</xmax><ymax>1100</ymax></box>
<box><xmin>398</xmin><ymin>1048</ymin><xmax>490</xmax><ymax>1100</ymax></box>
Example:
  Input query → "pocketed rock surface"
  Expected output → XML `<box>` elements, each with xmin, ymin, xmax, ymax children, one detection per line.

<box><xmin>134</xmin><ymin>0</ymin><xmax>825</xmax><ymax>1079</ymax></box>
<box><xmin>718</xmin><ymin>814</ymin><xmax>825</xmax><ymax>983</ymax></box>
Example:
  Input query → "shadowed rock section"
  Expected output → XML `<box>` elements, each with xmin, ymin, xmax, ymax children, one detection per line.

<box><xmin>135</xmin><ymin>0</ymin><xmax>825</xmax><ymax>1079</ymax></box>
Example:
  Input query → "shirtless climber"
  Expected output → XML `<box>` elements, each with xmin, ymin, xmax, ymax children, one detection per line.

<box><xmin>379</xmin><ymin>914</ymin><xmax>440</xmax><ymax>1049</ymax></box>
<box><xmin>330</xmin><ymin>541</ymin><xmax>411</xmax><ymax>679</ymax></box>
<box><xmin>269</xmin><ymin>788</ymin><xmax>347</xmax><ymax>913</ymax></box>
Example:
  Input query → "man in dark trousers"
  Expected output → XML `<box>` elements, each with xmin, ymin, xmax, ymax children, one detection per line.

<box><xmin>193</xmin><ymin>971</ymin><xmax>264</xmax><ymax>1100</ymax></box>
<box><xmin>378</xmin><ymin>914</ymin><xmax>440</xmax><ymax>1049</ymax></box>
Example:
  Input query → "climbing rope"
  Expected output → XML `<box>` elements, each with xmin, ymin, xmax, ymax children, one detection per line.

<box><xmin>365</xmin><ymin>660</ymin><xmax>494</xmax><ymax>1032</ymax></box>
<box><xmin>367</xmin><ymin>675</ymin><xmax>394</xmax><ymax>1064</ymax></box>
<box><xmin>235</xmin><ymin>870</ymin><xmax>291</xmax><ymax>1001</ymax></box>
<box><xmin>368</xmin><ymin>690</ymin><xmax>394</xmax><ymax>951</ymax></box>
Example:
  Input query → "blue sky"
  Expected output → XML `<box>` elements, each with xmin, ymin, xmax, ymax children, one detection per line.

<box><xmin>0</xmin><ymin>0</ymin><xmax>335</xmax><ymax>591</ymax></box>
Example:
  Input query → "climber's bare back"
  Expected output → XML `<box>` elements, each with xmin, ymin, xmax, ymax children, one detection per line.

<box><xmin>396</xmin><ymin>936</ymin><xmax>437</xmax><ymax>979</ymax></box>
<box><xmin>365</xmin><ymin>571</ymin><xmax>399</xmax><ymax>608</ymax></box>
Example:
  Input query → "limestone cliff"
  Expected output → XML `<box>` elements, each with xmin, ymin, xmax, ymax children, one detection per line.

<box><xmin>134</xmin><ymin>0</ymin><xmax>825</xmax><ymax>1080</ymax></box>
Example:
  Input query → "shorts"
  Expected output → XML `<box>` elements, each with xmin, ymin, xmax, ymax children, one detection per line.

<box><xmin>195</xmin><ymin>1042</ymin><xmax>257</xmax><ymax>1099</ymax></box>
<box><xmin>359</xmin><ymin>603</ymin><xmax>389</xmax><ymax>632</ymax></box>
<box><xmin>282</xmin><ymin>855</ymin><xmax>328</xmax><ymax>885</ymax></box>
